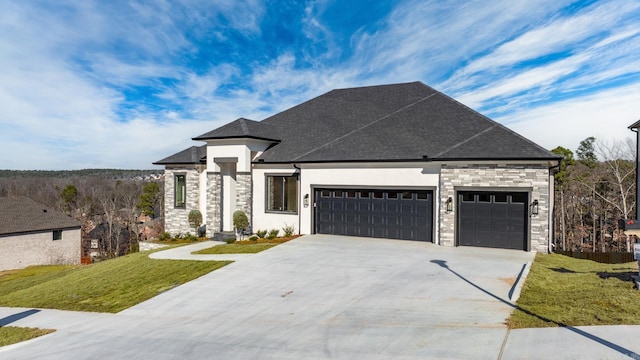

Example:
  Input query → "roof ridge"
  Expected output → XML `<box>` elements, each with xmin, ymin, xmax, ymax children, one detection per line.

<box><xmin>430</xmin><ymin>90</ymin><xmax>557</xmax><ymax>158</ymax></box>
<box><xmin>431</xmin><ymin>124</ymin><xmax>499</xmax><ymax>158</ymax></box>
<box><xmin>291</xmin><ymin>92</ymin><xmax>437</xmax><ymax>161</ymax></box>
<box><xmin>240</xmin><ymin>118</ymin><xmax>249</xmax><ymax>135</ymax></box>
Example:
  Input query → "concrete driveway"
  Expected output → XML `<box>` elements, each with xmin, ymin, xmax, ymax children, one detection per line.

<box><xmin>0</xmin><ymin>235</ymin><xmax>533</xmax><ymax>359</ymax></box>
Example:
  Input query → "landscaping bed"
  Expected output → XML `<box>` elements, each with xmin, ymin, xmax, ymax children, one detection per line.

<box><xmin>194</xmin><ymin>235</ymin><xmax>302</xmax><ymax>255</ymax></box>
<box><xmin>509</xmin><ymin>253</ymin><xmax>640</xmax><ymax>328</ymax></box>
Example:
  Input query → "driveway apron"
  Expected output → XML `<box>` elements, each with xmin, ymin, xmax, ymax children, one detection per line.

<box><xmin>1</xmin><ymin>235</ymin><xmax>532</xmax><ymax>359</ymax></box>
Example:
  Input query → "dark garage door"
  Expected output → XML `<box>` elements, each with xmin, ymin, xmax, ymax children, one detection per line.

<box><xmin>458</xmin><ymin>191</ymin><xmax>528</xmax><ymax>250</ymax></box>
<box><xmin>314</xmin><ymin>189</ymin><xmax>433</xmax><ymax>241</ymax></box>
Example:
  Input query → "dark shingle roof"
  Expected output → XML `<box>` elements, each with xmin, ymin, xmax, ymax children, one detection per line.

<box><xmin>0</xmin><ymin>197</ymin><xmax>81</xmax><ymax>236</ymax></box>
<box><xmin>157</xmin><ymin>81</ymin><xmax>559</xmax><ymax>164</ymax></box>
<box><xmin>192</xmin><ymin>118</ymin><xmax>281</xmax><ymax>142</ymax></box>
<box><xmin>153</xmin><ymin>145</ymin><xmax>206</xmax><ymax>165</ymax></box>
<box><xmin>255</xmin><ymin>82</ymin><xmax>557</xmax><ymax>162</ymax></box>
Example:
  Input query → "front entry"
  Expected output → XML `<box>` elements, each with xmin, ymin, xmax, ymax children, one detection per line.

<box><xmin>314</xmin><ymin>189</ymin><xmax>433</xmax><ymax>241</ymax></box>
<box><xmin>457</xmin><ymin>191</ymin><xmax>528</xmax><ymax>250</ymax></box>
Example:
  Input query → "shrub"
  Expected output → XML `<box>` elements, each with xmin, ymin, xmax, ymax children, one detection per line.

<box><xmin>183</xmin><ymin>232</ymin><xmax>197</xmax><ymax>241</ymax></box>
<box><xmin>256</xmin><ymin>229</ymin><xmax>268</xmax><ymax>238</ymax></box>
<box><xmin>188</xmin><ymin>210</ymin><xmax>203</xmax><ymax>230</ymax></box>
<box><xmin>267</xmin><ymin>229</ymin><xmax>280</xmax><ymax>239</ymax></box>
<box><xmin>233</xmin><ymin>210</ymin><xmax>249</xmax><ymax>230</ymax></box>
<box><xmin>173</xmin><ymin>232</ymin><xmax>183</xmax><ymax>239</ymax></box>
<box><xmin>225</xmin><ymin>238</ymin><xmax>236</xmax><ymax>244</ymax></box>
<box><xmin>159</xmin><ymin>232</ymin><xmax>171</xmax><ymax>241</ymax></box>
<box><xmin>282</xmin><ymin>224</ymin><xmax>295</xmax><ymax>237</ymax></box>
<box><xmin>248</xmin><ymin>235</ymin><xmax>259</xmax><ymax>241</ymax></box>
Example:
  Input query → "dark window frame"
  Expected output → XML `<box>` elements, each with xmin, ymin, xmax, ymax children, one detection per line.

<box><xmin>174</xmin><ymin>174</ymin><xmax>186</xmax><ymax>208</ymax></box>
<box><xmin>265</xmin><ymin>174</ymin><xmax>298</xmax><ymax>214</ymax></box>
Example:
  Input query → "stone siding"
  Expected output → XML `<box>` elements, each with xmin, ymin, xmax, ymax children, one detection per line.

<box><xmin>206</xmin><ymin>172</ymin><xmax>222</xmax><ymax>236</ymax></box>
<box><xmin>164</xmin><ymin>168</ymin><xmax>201</xmax><ymax>236</ymax></box>
<box><xmin>0</xmin><ymin>228</ymin><xmax>81</xmax><ymax>271</ymax></box>
<box><xmin>235</xmin><ymin>173</ymin><xmax>253</xmax><ymax>233</ymax></box>
<box><xmin>440</xmin><ymin>164</ymin><xmax>551</xmax><ymax>252</ymax></box>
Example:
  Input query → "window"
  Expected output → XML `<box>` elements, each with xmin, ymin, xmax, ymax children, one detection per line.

<box><xmin>53</xmin><ymin>230</ymin><xmax>62</xmax><ymax>241</ymax></box>
<box><xmin>267</xmin><ymin>175</ymin><xmax>297</xmax><ymax>213</ymax></box>
<box><xmin>175</xmin><ymin>174</ymin><xmax>186</xmax><ymax>208</ymax></box>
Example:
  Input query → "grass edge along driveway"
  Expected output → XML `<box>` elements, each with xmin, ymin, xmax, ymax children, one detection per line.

<box><xmin>509</xmin><ymin>253</ymin><xmax>639</xmax><ymax>328</ymax></box>
<box><xmin>0</xmin><ymin>248</ymin><xmax>230</xmax><ymax>314</ymax></box>
<box><xmin>0</xmin><ymin>327</ymin><xmax>55</xmax><ymax>347</ymax></box>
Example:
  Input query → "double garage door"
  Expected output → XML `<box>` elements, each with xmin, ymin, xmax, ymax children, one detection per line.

<box><xmin>458</xmin><ymin>191</ymin><xmax>528</xmax><ymax>250</ymax></box>
<box><xmin>314</xmin><ymin>189</ymin><xmax>433</xmax><ymax>242</ymax></box>
<box><xmin>314</xmin><ymin>188</ymin><xmax>528</xmax><ymax>250</ymax></box>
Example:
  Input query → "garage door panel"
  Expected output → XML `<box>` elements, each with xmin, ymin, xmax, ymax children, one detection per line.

<box><xmin>458</xmin><ymin>191</ymin><xmax>527</xmax><ymax>250</ymax></box>
<box><xmin>315</xmin><ymin>189</ymin><xmax>432</xmax><ymax>242</ymax></box>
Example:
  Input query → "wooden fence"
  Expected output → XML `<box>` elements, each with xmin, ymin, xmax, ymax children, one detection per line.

<box><xmin>554</xmin><ymin>250</ymin><xmax>635</xmax><ymax>264</ymax></box>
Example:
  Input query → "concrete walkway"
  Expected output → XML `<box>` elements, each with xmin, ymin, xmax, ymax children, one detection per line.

<box><xmin>2</xmin><ymin>235</ymin><xmax>640</xmax><ymax>359</ymax></box>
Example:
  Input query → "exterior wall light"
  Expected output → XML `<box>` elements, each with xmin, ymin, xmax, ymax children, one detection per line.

<box><xmin>445</xmin><ymin>196</ymin><xmax>453</xmax><ymax>213</ymax></box>
<box><xmin>530</xmin><ymin>199</ymin><xmax>539</xmax><ymax>216</ymax></box>
<box><xmin>303</xmin><ymin>194</ymin><xmax>309</xmax><ymax>208</ymax></box>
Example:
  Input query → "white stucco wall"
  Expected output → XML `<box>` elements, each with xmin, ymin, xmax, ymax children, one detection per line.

<box><xmin>252</xmin><ymin>163</ymin><xmax>441</xmax><ymax>237</ymax></box>
<box><xmin>205</xmin><ymin>139</ymin><xmax>272</xmax><ymax>172</ymax></box>
<box><xmin>0</xmin><ymin>228</ymin><xmax>81</xmax><ymax>271</ymax></box>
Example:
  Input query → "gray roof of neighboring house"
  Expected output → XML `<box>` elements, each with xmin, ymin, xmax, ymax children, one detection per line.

<box><xmin>156</xmin><ymin>82</ymin><xmax>559</xmax><ymax>164</ymax></box>
<box><xmin>153</xmin><ymin>145</ymin><xmax>206</xmax><ymax>165</ymax></box>
<box><xmin>0</xmin><ymin>196</ymin><xmax>82</xmax><ymax>236</ymax></box>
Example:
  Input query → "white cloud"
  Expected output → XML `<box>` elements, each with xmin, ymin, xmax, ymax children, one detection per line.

<box><xmin>349</xmin><ymin>0</ymin><xmax>574</xmax><ymax>83</ymax></box>
<box><xmin>500</xmin><ymin>84</ymin><xmax>640</xmax><ymax>153</ymax></box>
<box><xmin>0</xmin><ymin>0</ymin><xmax>639</xmax><ymax>170</ymax></box>
<box><xmin>448</xmin><ymin>0</ymin><xmax>639</xmax><ymax>81</ymax></box>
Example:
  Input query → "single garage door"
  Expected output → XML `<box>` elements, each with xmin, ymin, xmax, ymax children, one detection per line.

<box><xmin>458</xmin><ymin>191</ymin><xmax>528</xmax><ymax>250</ymax></box>
<box><xmin>314</xmin><ymin>189</ymin><xmax>433</xmax><ymax>241</ymax></box>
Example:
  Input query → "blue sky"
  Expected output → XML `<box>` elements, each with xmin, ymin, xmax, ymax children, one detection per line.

<box><xmin>1</xmin><ymin>0</ymin><xmax>639</xmax><ymax>170</ymax></box>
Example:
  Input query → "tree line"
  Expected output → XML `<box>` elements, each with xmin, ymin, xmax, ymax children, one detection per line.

<box><xmin>0</xmin><ymin>173</ymin><xmax>163</xmax><ymax>258</ymax></box>
<box><xmin>552</xmin><ymin>137</ymin><xmax>636</xmax><ymax>253</ymax></box>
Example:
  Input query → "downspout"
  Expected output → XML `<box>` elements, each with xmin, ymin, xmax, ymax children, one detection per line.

<box><xmin>293</xmin><ymin>163</ymin><xmax>302</xmax><ymax>235</ymax></box>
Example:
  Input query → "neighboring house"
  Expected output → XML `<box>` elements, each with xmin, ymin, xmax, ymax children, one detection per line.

<box><xmin>0</xmin><ymin>196</ymin><xmax>82</xmax><ymax>271</ymax></box>
<box><xmin>155</xmin><ymin>82</ymin><xmax>560</xmax><ymax>252</ymax></box>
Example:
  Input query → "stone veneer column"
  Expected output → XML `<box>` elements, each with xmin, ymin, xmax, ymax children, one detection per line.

<box><xmin>235</xmin><ymin>172</ymin><xmax>253</xmax><ymax>233</ymax></box>
<box><xmin>439</xmin><ymin>164</ymin><xmax>551</xmax><ymax>252</ymax></box>
<box><xmin>206</xmin><ymin>172</ymin><xmax>222</xmax><ymax>236</ymax></box>
<box><xmin>164</xmin><ymin>168</ymin><xmax>200</xmax><ymax>236</ymax></box>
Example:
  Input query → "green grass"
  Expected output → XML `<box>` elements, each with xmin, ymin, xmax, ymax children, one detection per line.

<box><xmin>509</xmin><ymin>253</ymin><xmax>639</xmax><ymax>328</ymax></box>
<box><xmin>193</xmin><ymin>242</ymin><xmax>278</xmax><ymax>254</ymax></box>
<box><xmin>0</xmin><ymin>326</ymin><xmax>55</xmax><ymax>347</ymax></box>
<box><xmin>0</xmin><ymin>249</ymin><xmax>230</xmax><ymax>313</ymax></box>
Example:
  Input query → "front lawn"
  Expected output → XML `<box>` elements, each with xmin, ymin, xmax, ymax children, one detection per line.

<box><xmin>509</xmin><ymin>253</ymin><xmax>639</xmax><ymax>328</ymax></box>
<box><xmin>0</xmin><ymin>249</ymin><xmax>230</xmax><ymax>313</ymax></box>
<box><xmin>0</xmin><ymin>327</ymin><xmax>54</xmax><ymax>347</ymax></box>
